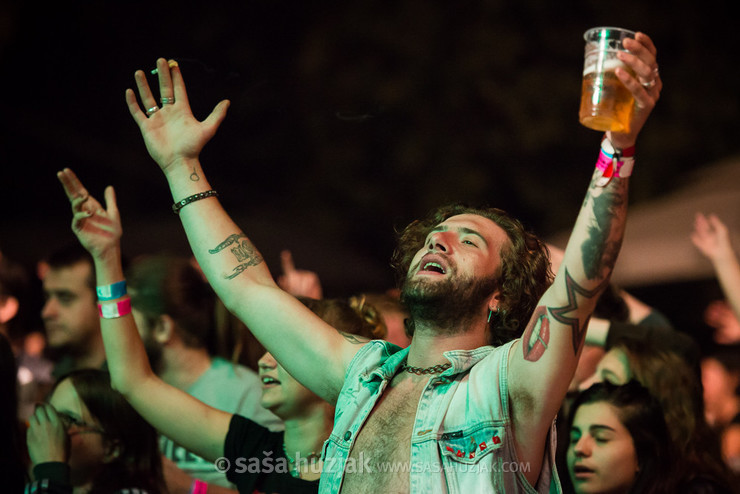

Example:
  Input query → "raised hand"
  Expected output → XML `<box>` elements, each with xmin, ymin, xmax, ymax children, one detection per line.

<box><xmin>27</xmin><ymin>403</ymin><xmax>67</xmax><ymax>466</ymax></box>
<box><xmin>691</xmin><ymin>212</ymin><xmax>734</xmax><ymax>263</ymax></box>
<box><xmin>608</xmin><ymin>32</ymin><xmax>661</xmax><ymax>150</ymax></box>
<box><xmin>277</xmin><ymin>249</ymin><xmax>323</xmax><ymax>299</ymax></box>
<box><xmin>57</xmin><ymin>168</ymin><xmax>121</xmax><ymax>259</ymax></box>
<box><xmin>125</xmin><ymin>58</ymin><xmax>230</xmax><ymax>175</ymax></box>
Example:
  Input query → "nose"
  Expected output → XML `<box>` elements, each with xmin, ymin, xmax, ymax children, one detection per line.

<box><xmin>572</xmin><ymin>436</ymin><xmax>591</xmax><ymax>458</ymax></box>
<box><xmin>41</xmin><ymin>297</ymin><xmax>57</xmax><ymax>321</ymax></box>
<box><xmin>258</xmin><ymin>352</ymin><xmax>277</xmax><ymax>371</ymax></box>
<box><xmin>427</xmin><ymin>231</ymin><xmax>449</xmax><ymax>253</ymax></box>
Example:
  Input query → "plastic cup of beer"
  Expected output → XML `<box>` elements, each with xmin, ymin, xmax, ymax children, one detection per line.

<box><xmin>579</xmin><ymin>27</ymin><xmax>636</xmax><ymax>133</ymax></box>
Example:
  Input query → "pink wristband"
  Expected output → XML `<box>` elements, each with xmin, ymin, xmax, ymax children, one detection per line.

<box><xmin>595</xmin><ymin>149</ymin><xmax>634</xmax><ymax>178</ymax></box>
<box><xmin>98</xmin><ymin>298</ymin><xmax>132</xmax><ymax>319</ymax></box>
<box><xmin>191</xmin><ymin>479</ymin><xmax>208</xmax><ymax>494</ymax></box>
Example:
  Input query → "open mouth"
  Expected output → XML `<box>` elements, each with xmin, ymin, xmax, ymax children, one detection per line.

<box><xmin>261</xmin><ymin>376</ymin><xmax>281</xmax><ymax>387</ymax></box>
<box><xmin>572</xmin><ymin>464</ymin><xmax>595</xmax><ymax>478</ymax></box>
<box><xmin>421</xmin><ymin>261</ymin><xmax>446</xmax><ymax>274</ymax></box>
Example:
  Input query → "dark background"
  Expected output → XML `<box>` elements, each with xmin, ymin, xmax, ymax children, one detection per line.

<box><xmin>1</xmin><ymin>1</ymin><xmax>738</xmax><ymax>346</ymax></box>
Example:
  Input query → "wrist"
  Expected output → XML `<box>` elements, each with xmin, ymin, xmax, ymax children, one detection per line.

<box><xmin>604</xmin><ymin>131</ymin><xmax>636</xmax><ymax>152</ymax></box>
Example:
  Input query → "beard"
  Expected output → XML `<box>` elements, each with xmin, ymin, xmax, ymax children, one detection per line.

<box><xmin>401</xmin><ymin>270</ymin><xmax>499</xmax><ymax>336</ymax></box>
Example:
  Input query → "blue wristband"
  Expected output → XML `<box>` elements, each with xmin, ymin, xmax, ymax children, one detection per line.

<box><xmin>96</xmin><ymin>280</ymin><xmax>127</xmax><ymax>301</ymax></box>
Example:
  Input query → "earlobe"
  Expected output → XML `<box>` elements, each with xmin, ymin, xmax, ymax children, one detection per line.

<box><xmin>153</xmin><ymin>314</ymin><xmax>175</xmax><ymax>344</ymax></box>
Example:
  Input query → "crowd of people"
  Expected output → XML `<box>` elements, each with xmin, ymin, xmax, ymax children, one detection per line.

<box><xmin>1</xmin><ymin>30</ymin><xmax>739</xmax><ymax>494</ymax></box>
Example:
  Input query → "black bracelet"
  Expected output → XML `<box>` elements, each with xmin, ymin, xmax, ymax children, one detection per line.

<box><xmin>172</xmin><ymin>190</ymin><xmax>219</xmax><ymax>214</ymax></box>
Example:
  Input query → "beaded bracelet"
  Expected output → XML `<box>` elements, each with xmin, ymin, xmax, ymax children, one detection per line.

<box><xmin>96</xmin><ymin>280</ymin><xmax>127</xmax><ymax>301</ymax></box>
<box><xmin>98</xmin><ymin>298</ymin><xmax>132</xmax><ymax>319</ymax></box>
<box><xmin>172</xmin><ymin>190</ymin><xmax>219</xmax><ymax>214</ymax></box>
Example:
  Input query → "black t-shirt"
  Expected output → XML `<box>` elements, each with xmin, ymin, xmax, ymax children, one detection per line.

<box><xmin>224</xmin><ymin>414</ymin><xmax>319</xmax><ymax>494</ymax></box>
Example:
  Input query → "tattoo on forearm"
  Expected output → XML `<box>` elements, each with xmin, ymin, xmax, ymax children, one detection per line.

<box><xmin>581</xmin><ymin>179</ymin><xmax>627</xmax><ymax>279</ymax></box>
<box><xmin>549</xmin><ymin>269</ymin><xmax>610</xmax><ymax>355</ymax></box>
<box><xmin>209</xmin><ymin>233</ymin><xmax>264</xmax><ymax>279</ymax></box>
<box><xmin>190</xmin><ymin>168</ymin><xmax>200</xmax><ymax>181</ymax></box>
<box><xmin>522</xmin><ymin>306</ymin><xmax>550</xmax><ymax>362</ymax></box>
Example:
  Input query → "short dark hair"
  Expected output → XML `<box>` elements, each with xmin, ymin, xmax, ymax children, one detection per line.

<box><xmin>44</xmin><ymin>244</ymin><xmax>95</xmax><ymax>291</ymax></box>
<box><xmin>391</xmin><ymin>203</ymin><xmax>553</xmax><ymax>345</ymax></box>
<box><xmin>126</xmin><ymin>255</ymin><xmax>215</xmax><ymax>349</ymax></box>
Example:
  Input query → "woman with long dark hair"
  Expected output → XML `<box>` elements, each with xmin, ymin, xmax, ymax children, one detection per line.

<box><xmin>567</xmin><ymin>380</ymin><xmax>676</xmax><ymax>494</ymax></box>
<box><xmin>26</xmin><ymin>368</ymin><xmax>166</xmax><ymax>493</ymax></box>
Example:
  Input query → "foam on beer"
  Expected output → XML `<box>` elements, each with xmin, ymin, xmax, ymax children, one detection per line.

<box><xmin>583</xmin><ymin>58</ymin><xmax>630</xmax><ymax>77</ymax></box>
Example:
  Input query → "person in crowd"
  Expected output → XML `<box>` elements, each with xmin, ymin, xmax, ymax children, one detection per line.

<box><xmin>115</xmin><ymin>30</ymin><xmax>660</xmax><ymax>492</ymax></box>
<box><xmin>125</xmin><ymin>253</ymin><xmax>283</xmax><ymax>491</ymax></box>
<box><xmin>1</xmin><ymin>253</ymin><xmax>54</xmax><ymax>420</ymax></box>
<box><xmin>41</xmin><ymin>244</ymin><xmax>106</xmax><ymax>380</ymax></box>
<box><xmin>224</xmin><ymin>296</ymin><xmax>384</xmax><ymax>493</ymax></box>
<box><xmin>359</xmin><ymin>291</ymin><xmax>411</xmax><ymax>348</ymax></box>
<box><xmin>702</xmin><ymin>344</ymin><xmax>740</xmax><ymax>476</ymax></box>
<box><xmin>567</xmin><ymin>380</ymin><xmax>676</xmax><ymax>494</ymax></box>
<box><xmin>704</xmin><ymin>300</ymin><xmax>740</xmax><ymax>345</ymax></box>
<box><xmin>576</xmin><ymin>338</ymin><xmax>734</xmax><ymax>492</ymax></box>
<box><xmin>26</xmin><ymin>368</ymin><xmax>166</xmax><ymax>494</ymax></box>
<box><xmin>0</xmin><ymin>331</ymin><xmax>27</xmax><ymax>493</ymax></box>
<box><xmin>692</xmin><ymin>213</ymin><xmax>740</xmax><ymax>323</ymax></box>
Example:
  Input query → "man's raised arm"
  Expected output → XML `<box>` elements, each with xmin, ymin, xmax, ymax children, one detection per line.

<box><xmin>507</xmin><ymin>32</ymin><xmax>662</xmax><ymax>458</ymax></box>
<box><xmin>125</xmin><ymin>58</ymin><xmax>362</xmax><ymax>404</ymax></box>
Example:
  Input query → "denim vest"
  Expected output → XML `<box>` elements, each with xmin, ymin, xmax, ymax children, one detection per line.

<box><xmin>319</xmin><ymin>340</ymin><xmax>561</xmax><ymax>493</ymax></box>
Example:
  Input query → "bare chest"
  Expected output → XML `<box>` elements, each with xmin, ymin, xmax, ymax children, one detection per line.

<box><xmin>339</xmin><ymin>374</ymin><xmax>427</xmax><ymax>494</ymax></box>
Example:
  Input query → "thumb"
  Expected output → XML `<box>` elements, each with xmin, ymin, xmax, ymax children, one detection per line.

<box><xmin>203</xmin><ymin>99</ymin><xmax>230</xmax><ymax>134</ymax></box>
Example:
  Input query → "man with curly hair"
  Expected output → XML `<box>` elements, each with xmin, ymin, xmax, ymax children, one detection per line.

<box><xmin>115</xmin><ymin>31</ymin><xmax>661</xmax><ymax>493</ymax></box>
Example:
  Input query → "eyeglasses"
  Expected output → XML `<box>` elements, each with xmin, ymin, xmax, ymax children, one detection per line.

<box><xmin>56</xmin><ymin>410</ymin><xmax>106</xmax><ymax>436</ymax></box>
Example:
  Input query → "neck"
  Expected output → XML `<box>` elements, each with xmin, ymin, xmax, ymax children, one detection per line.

<box><xmin>406</xmin><ymin>316</ymin><xmax>488</xmax><ymax>368</ymax></box>
<box><xmin>159</xmin><ymin>343</ymin><xmax>212</xmax><ymax>391</ymax></box>
<box><xmin>282</xmin><ymin>403</ymin><xmax>334</xmax><ymax>458</ymax></box>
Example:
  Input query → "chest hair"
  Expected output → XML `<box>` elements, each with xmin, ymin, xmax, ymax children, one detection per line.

<box><xmin>339</xmin><ymin>373</ymin><xmax>428</xmax><ymax>494</ymax></box>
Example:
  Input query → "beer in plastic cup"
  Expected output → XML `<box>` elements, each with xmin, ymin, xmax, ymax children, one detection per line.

<box><xmin>579</xmin><ymin>27</ymin><xmax>636</xmax><ymax>132</ymax></box>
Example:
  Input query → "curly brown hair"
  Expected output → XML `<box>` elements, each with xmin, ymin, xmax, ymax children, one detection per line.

<box><xmin>391</xmin><ymin>203</ymin><xmax>553</xmax><ymax>346</ymax></box>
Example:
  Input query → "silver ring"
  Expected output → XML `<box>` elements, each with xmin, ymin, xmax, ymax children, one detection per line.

<box><xmin>160</xmin><ymin>97</ymin><xmax>175</xmax><ymax>105</ymax></box>
<box><xmin>146</xmin><ymin>106</ymin><xmax>160</xmax><ymax>116</ymax></box>
<box><xmin>641</xmin><ymin>79</ymin><xmax>656</xmax><ymax>89</ymax></box>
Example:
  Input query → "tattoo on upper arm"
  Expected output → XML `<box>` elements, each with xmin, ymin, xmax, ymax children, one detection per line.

<box><xmin>208</xmin><ymin>233</ymin><xmax>264</xmax><ymax>279</ymax></box>
<box><xmin>338</xmin><ymin>331</ymin><xmax>370</xmax><ymax>345</ymax></box>
<box><xmin>581</xmin><ymin>178</ymin><xmax>627</xmax><ymax>280</ymax></box>
<box><xmin>549</xmin><ymin>269</ymin><xmax>610</xmax><ymax>355</ymax></box>
<box><xmin>522</xmin><ymin>306</ymin><xmax>550</xmax><ymax>362</ymax></box>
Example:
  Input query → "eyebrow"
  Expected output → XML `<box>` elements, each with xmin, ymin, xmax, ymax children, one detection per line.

<box><xmin>589</xmin><ymin>424</ymin><xmax>616</xmax><ymax>433</ymax></box>
<box><xmin>430</xmin><ymin>226</ymin><xmax>489</xmax><ymax>246</ymax></box>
